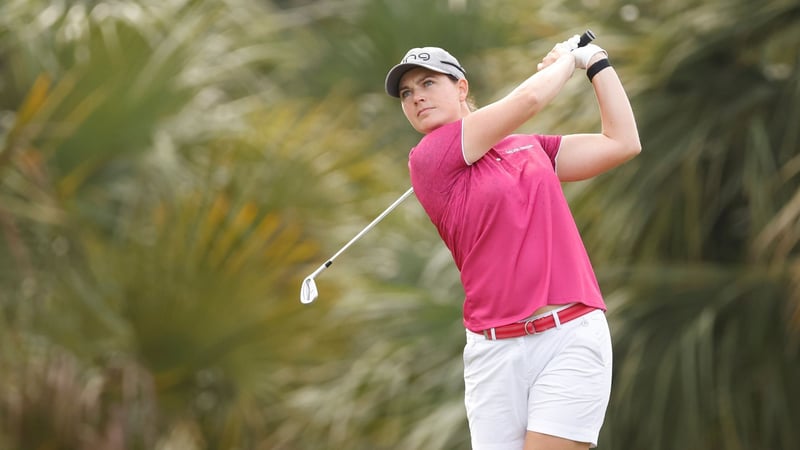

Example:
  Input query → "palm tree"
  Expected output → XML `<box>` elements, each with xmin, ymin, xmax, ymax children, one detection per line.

<box><xmin>0</xmin><ymin>0</ymin><xmax>392</xmax><ymax>447</ymax></box>
<box><xmin>2</xmin><ymin>0</ymin><xmax>798</xmax><ymax>449</ymax></box>
<box><xmin>279</xmin><ymin>0</ymin><xmax>800</xmax><ymax>448</ymax></box>
<box><xmin>560</xmin><ymin>0</ymin><xmax>800</xmax><ymax>448</ymax></box>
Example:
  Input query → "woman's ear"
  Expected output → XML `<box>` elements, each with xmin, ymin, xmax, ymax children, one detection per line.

<box><xmin>458</xmin><ymin>78</ymin><xmax>469</xmax><ymax>102</ymax></box>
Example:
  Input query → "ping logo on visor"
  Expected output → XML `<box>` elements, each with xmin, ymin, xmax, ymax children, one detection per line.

<box><xmin>403</xmin><ymin>52</ymin><xmax>432</xmax><ymax>63</ymax></box>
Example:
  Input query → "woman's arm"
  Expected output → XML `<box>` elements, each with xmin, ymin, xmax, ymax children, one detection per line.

<box><xmin>461</xmin><ymin>43</ymin><xmax>576</xmax><ymax>165</ymax></box>
<box><xmin>556</xmin><ymin>53</ymin><xmax>641</xmax><ymax>181</ymax></box>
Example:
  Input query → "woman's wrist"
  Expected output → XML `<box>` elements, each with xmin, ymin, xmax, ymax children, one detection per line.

<box><xmin>559</xmin><ymin>52</ymin><xmax>576</xmax><ymax>71</ymax></box>
<box><xmin>587</xmin><ymin>58</ymin><xmax>611</xmax><ymax>82</ymax></box>
<box><xmin>586</xmin><ymin>52</ymin><xmax>606</xmax><ymax>67</ymax></box>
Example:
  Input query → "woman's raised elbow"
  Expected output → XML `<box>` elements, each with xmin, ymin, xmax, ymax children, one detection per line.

<box><xmin>621</xmin><ymin>134</ymin><xmax>642</xmax><ymax>160</ymax></box>
<box><xmin>606</xmin><ymin>135</ymin><xmax>641</xmax><ymax>162</ymax></box>
<box><xmin>627</xmin><ymin>139</ymin><xmax>642</xmax><ymax>158</ymax></box>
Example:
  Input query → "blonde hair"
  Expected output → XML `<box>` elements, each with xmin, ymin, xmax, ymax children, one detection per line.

<box><xmin>466</xmin><ymin>95</ymin><xmax>478</xmax><ymax>111</ymax></box>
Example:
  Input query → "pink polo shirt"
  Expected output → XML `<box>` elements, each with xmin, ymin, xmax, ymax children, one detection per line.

<box><xmin>408</xmin><ymin>119</ymin><xmax>605</xmax><ymax>332</ymax></box>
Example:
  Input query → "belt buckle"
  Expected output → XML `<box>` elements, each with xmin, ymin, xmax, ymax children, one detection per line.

<box><xmin>523</xmin><ymin>319</ymin><xmax>538</xmax><ymax>335</ymax></box>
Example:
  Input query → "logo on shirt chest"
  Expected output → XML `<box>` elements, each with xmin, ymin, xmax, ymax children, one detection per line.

<box><xmin>504</xmin><ymin>144</ymin><xmax>534</xmax><ymax>155</ymax></box>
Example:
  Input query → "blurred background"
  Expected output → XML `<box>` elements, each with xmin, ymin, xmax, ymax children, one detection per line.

<box><xmin>0</xmin><ymin>0</ymin><xmax>798</xmax><ymax>449</ymax></box>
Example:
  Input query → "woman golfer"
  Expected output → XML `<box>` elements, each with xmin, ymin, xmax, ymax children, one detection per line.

<box><xmin>384</xmin><ymin>35</ymin><xmax>640</xmax><ymax>450</ymax></box>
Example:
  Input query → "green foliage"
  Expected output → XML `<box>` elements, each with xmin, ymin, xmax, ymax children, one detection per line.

<box><xmin>0</xmin><ymin>0</ymin><xmax>798</xmax><ymax>448</ymax></box>
<box><xmin>603</xmin><ymin>266</ymin><xmax>800</xmax><ymax>450</ymax></box>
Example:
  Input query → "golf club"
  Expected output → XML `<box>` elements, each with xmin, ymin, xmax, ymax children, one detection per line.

<box><xmin>299</xmin><ymin>29</ymin><xmax>595</xmax><ymax>304</ymax></box>
<box><xmin>578</xmin><ymin>29</ymin><xmax>596</xmax><ymax>47</ymax></box>
<box><xmin>300</xmin><ymin>187</ymin><xmax>415</xmax><ymax>304</ymax></box>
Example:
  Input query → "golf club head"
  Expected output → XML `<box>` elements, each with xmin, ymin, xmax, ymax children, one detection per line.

<box><xmin>300</xmin><ymin>275</ymin><xmax>319</xmax><ymax>304</ymax></box>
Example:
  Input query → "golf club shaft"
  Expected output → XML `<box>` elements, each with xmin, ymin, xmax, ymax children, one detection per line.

<box><xmin>317</xmin><ymin>29</ymin><xmax>591</xmax><ymax>269</ymax></box>
<box><xmin>301</xmin><ymin>28</ymin><xmax>595</xmax><ymax>304</ymax></box>
<box><xmin>323</xmin><ymin>187</ymin><xmax>415</xmax><ymax>268</ymax></box>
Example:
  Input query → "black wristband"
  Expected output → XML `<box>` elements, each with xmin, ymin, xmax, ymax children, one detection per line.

<box><xmin>587</xmin><ymin>58</ymin><xmax>611</xmax><ymax>82</ymax></box>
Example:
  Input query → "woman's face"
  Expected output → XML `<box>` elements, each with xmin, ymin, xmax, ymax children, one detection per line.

<box><xmin>398</xmin><ymin>68</ymin><xmax>467</xmax><ymax>134</ymax></box>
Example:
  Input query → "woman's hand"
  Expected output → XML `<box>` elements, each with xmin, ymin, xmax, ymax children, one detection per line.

<box><xmin>572</xmin><ymin>43</ymin><xmax>607</xmax><ymax>70</ymax></box>
<box><xmin>537</xmin><ymin>38</ymin><xmax>577</xmax><ymax>72</ymax></box>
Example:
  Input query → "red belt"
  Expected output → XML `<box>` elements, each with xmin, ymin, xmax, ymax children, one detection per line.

<box><xmin>482</xmin><ymin>303</ymin><xmax>598</xmax><ymax>340</ymax></box>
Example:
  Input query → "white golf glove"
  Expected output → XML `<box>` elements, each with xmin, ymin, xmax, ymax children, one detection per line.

<box><xmin>564</xmin><ymin>34</ymin><xmax>581</xmax><ymax>50</ymax></box>
<box><xmin>572</xmin><ymin>43</ymin><xmax>607</xmax><ymax>70</ymax></box>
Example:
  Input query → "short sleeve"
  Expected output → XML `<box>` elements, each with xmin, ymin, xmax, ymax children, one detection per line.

<box><xmin>538</xmin><ymin>134</ymin><xmax>562</xmax><ymax>169</ymax></box>
<box><xmin>408</xmin><ymin>120</ymin><xmax>467</xmax><ymax>222</ymax></box>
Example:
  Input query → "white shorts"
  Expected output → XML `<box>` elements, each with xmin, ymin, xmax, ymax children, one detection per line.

<box><xmin>463</xmin><ymin>308</ymin><xmax>612</xmax><ymax>450</ymax></box>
